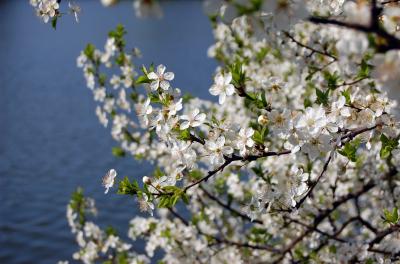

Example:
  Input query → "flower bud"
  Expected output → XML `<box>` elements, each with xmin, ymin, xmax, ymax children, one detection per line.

<box><xmin>142</xmin><ymin>176</ymin><xmax>152</xmax><ymax>185</ymax></box>
<box><xmin>101</xmin><ymin>0</ymin><xmax>118</xmax><ymax>7</ymax></box>
<box><xmin>258</xmin><ymin>114</ymin><xmax>269</xmax><ymax>126</ymax></box>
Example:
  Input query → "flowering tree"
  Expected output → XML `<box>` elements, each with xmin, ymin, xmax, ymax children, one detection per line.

<box><xmin>32</xmin><ymin>0</ymin><xmax>400</xmax><ymax>263</ymax></box>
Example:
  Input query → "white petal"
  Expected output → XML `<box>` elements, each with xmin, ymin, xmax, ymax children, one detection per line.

<box><xmin>225</xmin><ymin>84</ymin><xmax>235</xmax><ymax>95</ymax></box>
<box><xmin>160</xmin><ymin>80</ymin><xmax>170</xmax><ymax>90</ymax></box>
<box><xmin>157</xmin><ymin>64</ymin><xmax>166</xmax><ymax>75</ymax></box>
<box><xmin>218</xmin><ymin>93</ymin><xmax>226</xmax><ymax>104</ymax></box>
<box><xmin>206</xmin><ymin>141</ymin><xmax>217</xmax><ymax>151</ymax></box>
<box><xmin>164</xmin><ymin>72</ymin><xmax>174</xmax><ymax>81</ymax></box>
<box><xmin>195</xmin><ymin>113</ymin><xmax>206</xmax><ymax>122</ymax></box>
<box><xmin>150</xmin><ymin>80</ymin><xmax>159</xmax><ymax>90</ymax></box>
<box><xmin>246</xmin><ymin>128</ymin><xmax>254</xmax><ymax>137</ymax></box>
<box><xmin>180</xmin><ymin>115</ymin><xmax>189</xmax><ymax>121</ymax></box>
<box><xmin>191</xmin><ymin>121</ymin><xmax>202</xmax><ymax>127</ymax></box>
<box><xmin>147</xmin><ymin>72</ymin><xmax>158</xmax><ymax>80</ymax></box>
<box><xmin>192</xmin><ymin>108</ymin><xmax>200</xmax><ymax>117</ymax></box>
<box><xmin>224</xmin><ymin>73</ymin><xmax>232</xmax><ymax>85</ymax></box>
<box><xmin>209</xmin><ymin>85</ymin><xmax>221</xmax><ymax>96</ymax></box>
<box><xmin>216</xmin><ymin>136</ymin><xmax>225</xmax><ymax>147</ymax></box>
<box><xmin>214</xmin><ymin>73</ymin><xmax>225</xmax><ymax>85</ymax></box>
<box><xmin>180</xmin><ymin>121</ymin><xmax>190</xmax><ymax>130</ymax></box>
<box><xmin>246</xmin><ymin>139</ymin><xmax>255</xmax><ymax>147</ymax></box>
<box><xmin>223</xmin><ymin>146</ymin><xmax>233</xmax><ymax>155</ymax></box>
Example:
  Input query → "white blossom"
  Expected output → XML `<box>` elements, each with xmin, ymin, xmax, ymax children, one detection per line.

<box><xmin>209</xmin><ymin>72</ymin><xmax>235</xmax><ymax>104</ymax></box>
<box><xmin>180</xmin><ymin>108</ymin><xmax>206</xmax><ymax>130</ymax></box>
<box><xmin>147</xmin><ymin>64</ymin><xmax>175</xmax><ymax>91</ymax></box>
<box><xmin>102</xmin><ymin>169</ymin><xmax>117</xmax><ymax>194</ymax></box>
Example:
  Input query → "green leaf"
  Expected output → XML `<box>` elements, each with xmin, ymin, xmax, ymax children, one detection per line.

<box><xmin>380</xmin><ymin>134</ymin><xmax>398</xmax><ymax>159</ymax></box>
<box><xmin>84</xmin><ymin>44</ymin><xmax>95</xmax><ymax>60</ymax></box>
<box><xmin>338</xmin><ymin>138</ymin><xmax>361</xmax><ymax>162</ymax></box>
<box><xmin>357</xmin><ymin>57</ymin><xmax>371</xmax><ymax>79</ymax></box>
<box><xmin>304</xmin><ymin>98</ymin><xmax>312</xmax><ymax>108</ymax></box>
<box><xmin>51</xmin><ymin>16</ymin><xmax>58</xmax><ymax>30</ymax></box>
<box><xmin>228</xmin><ymin>61</ymin><xmax>247</xmax><ymax>88</ymax></box>
<box><xmin>154</xmin><ymin>167</ymin><xmax>164</xmax><ymax>178</ymax></box>
<box><xmin>383</xmin><ymin>207</ymin><xmax>399</xmax><ymax>224</ymax></box>
<box><xmin>315</xmin><ymin>88</ymin><xmax>329</xmax><ymax>106</ymax></box>
<box><xmin>149</xmin><ymin>93</ymin><xmax>161</xmax><ymax>104</ymax></box>
<box><xmin>178</xmin><ymin>129</ymin><xmax>191</xmax><ymax>141</ymax></box>
<box><xmin>252</xmin><ymin>131</ymin><xmax>264</xmax><ymax>145</ymax></box>
<box><xmin>182</xmin><ymin>93</ymin><xmax>194</xmax><ymax>103</ymax></box>
<box><xmin>341</xmin><ymin>89</ymin><xmax>351</xmax><ymax>105</ymax></box>
<box><xmin>181</xmin><ymin>193</ymin><xmax>189</xmax><ymax>204</ymax></box>
<box><xmin>117</xmin><ymin>177</ymin><xmax>139</xmax><ymax>195</ymax></box>
<box><xmin>323</xmin><ymin>71</ymin><xmax>341</xmax><ymax>90</ymax></box>
<box><xmin>108</xmin><ymin>24</ymin><xmax>127</xmax><ymax>49</ymax></box>
<box><xmin>105</xmin><ymin>226</ymin><xmax>117</xmax><ymax>236</ymax></box>
<box><xmin>188</xmin><ymin>170</ymin><xmax>203</xmax><ymax>180</ymax></box>
<box><xmin>112</xmin><ymin>146</ymin><xmax>126</xmax><ymax>157</ymax></box>
<box><xmin>99</xmin><ymin>74</ymin><xmax>107</xmax><ymax>87</ymax></box>
<box><xmin>135</xmin><ymin>75</ymin><xmax>150</xmax><ymax>85</ymax></box>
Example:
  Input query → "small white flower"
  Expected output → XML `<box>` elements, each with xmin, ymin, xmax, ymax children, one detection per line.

<box><xmin>142</xmin><ymin>176</ymin><xmax>152</xmax><ymax>185</ymax></box>
<box><xmin>236</xmin><ymin>128</ymin><xmax>254</xmax><ymax>156</ymax></box>
<box><xmin>138</xmin><ymin>194</ymin><xmax>154</xmax><ymax>216</ymax></box>
<box><xmin>205</xmin><ymin>136</ymin><xmax>233</xmax><ymax>166</ymax></box>
<box><xmin>296</xmin><ymin>106</ymin><xmax>327</xmax><ymax>138</ymax></box>
<box><xmin>135</xmin><ymin>98</ymin><xmax>153</xmax><ymax>126</ymax></box>
<box><xmin>110</xmin><ymin>75</ymin><xmax>121</xmax><ymax>89</ymax></box>
<box><xmin>147</xmin><ymin>64</ymin><xmax>174</xmax><ymax>91</ymax></box>
<box><xmin>76</xmin><ymin>52</ymin><xmax>87</xmax><ymax>68</ymax></box>
<box><xmin>151</xmin><ymin>176</ymin><xmax>176</xmax><ymax>191</ymax></box>
<box><xmin>68</xmin><ymin>1</ymin><xmax>81</xmax><ymax>23</ymax></box>
<box><xmin>209</xmin><ymin>72</ymin><xmax>235</xmax><ymax>104</ymax></box>
<box><xmin>268</xmin><ymin>109</ymin><xmax>292</xmax><ymax>137</ymax></box>
<box><xmin>101</xmin><ymin>0</ymin><xmax>118</xmax><ymax>7</ymax></box>
<box><xmin>263</xmin><ymin>76</ymin><xmax>287</xmax><ymax>91</ymax></box>
<box><xmin>258</xmin><ymin>114</ymin><xmax>269</xmax><ymax>126</ymax></box>
<box><xmin>93</xmin><ymin>87</ymin><xmax>106</xmax><ymax>102</ymax></box>
<box><xmin>301</xmin><ymin>134</ymin><xmax>332</xmax><ymax>160</ymax></box>
<box><xmin>36</xmin><ymin>0</ymin><xmax>59</xmax><ymax>23</ymax></box>
<box><xmin>102</xmin><ymin>169</ymin><xmax>117</xmax><ymax>194</ymax></box>
<box><xmin>166</xmin><ymin>99</ymin><xmax>182</xmax><ymax>117</ymax></box>
<box><xmin>95</xmin><ymin>106</ymin><xmax>108</xmax><ymax>127</ymax></box>
<box><xmin>180</xmin><ymin>108</ymin><xmax>206</xmax><ymax>130</ymax></box>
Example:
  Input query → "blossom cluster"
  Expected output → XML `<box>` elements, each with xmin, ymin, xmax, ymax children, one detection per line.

<box><xmin>63</xmin><ymin>188</ymin><xmax>149</xmax><ymax>264</ymax></box>
<box><xmin>65</xmin><ymin>0</ymin><xmax>400</xmax><ymax>263</ymax></box>
<box><xmin>30</xmin><ymin>0</ymin><xmax>80</xmax><ymax>26</ymax></box>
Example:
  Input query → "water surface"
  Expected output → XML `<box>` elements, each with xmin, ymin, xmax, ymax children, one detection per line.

<box><xmin>0</xmin><ymin>1</ymin><xmax>216</xmax><ymax>263</ymax></box>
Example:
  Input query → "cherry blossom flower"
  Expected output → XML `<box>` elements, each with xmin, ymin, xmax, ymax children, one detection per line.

<box><xmin>235</xmin><ymin>127</ymin><xmax>255</xmax><ymax>156</ymax></box>
<box><xmin>296</xmin><ymin>106</ymin><xmax>327</xmax><ymax>138</ymax></box>
<box><xmin>179</xmin><ymin>108</ymin><xmax>206</xmax><ymax>130</ymax></box>
<box><xmin>135</xmin><ymin>98</ymin><xmax>153</xmax><ymax>126</ymax></box>
<box><xmin>102</xmin><ymin>169</ymin><xmax>117</xmax><ymax>194</ymax></box>
<box><xmin>138</xmin><ymin>194</ymin><xmax>154</xmax><ymax>216</ymax></box>
<box><xmin>147</xmin><ymin>64</ymin><xmax>175</xmax><ymax>91</ymax></box>
<box><xmin>209</xmin><ymin>72</ymin><xmax>235</xmax><ymax>104</ymax></box>
<box><xmin>205</xmin><ymin>136</ymin><xmax>233</xmax><ymax>166</ymax></box>
<box><xmin>68</xmin><ymin>2</ymin><xmax>81</xmax><ymax>23</ymax></box>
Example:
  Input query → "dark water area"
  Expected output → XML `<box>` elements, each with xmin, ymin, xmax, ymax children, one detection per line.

<box><xmin>0</xmin><ymin>1</ymin><xmax>216</xmax><ymax>263</ymax></box>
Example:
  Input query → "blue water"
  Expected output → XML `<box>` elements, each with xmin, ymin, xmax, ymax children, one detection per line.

<box><xmin>0</xmin><ymin>1</ymin><xmax>216</xmax><ymax>263</ymax></box>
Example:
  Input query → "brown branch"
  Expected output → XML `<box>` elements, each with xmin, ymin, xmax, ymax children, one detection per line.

<box><xmin>369</xmin><ymin>224</ymin><xmax>400</xmax><ymax>249</ymax></box>
<box><xmin>308</xmin><ymin>16</ymin><xmax>400</xmax><ymax>52</ymax></box>
<box><xmin>274</xmin><ymin>180</ymin><xmax>377</xmax><ymax>263</ymax></box>
<box><xmin>183</xmin><ymin>149</ymin><xmax>292</xmax><ymax>193</ymax></box>
<box><xmin>284</xmin><ymin>31</ymin><xmax>337</xmax><ymax>60</ymax></box>
<box><xmin>200</xmin><ymin>186</ymin><xmax>263</xmax><ymax>224</ymax></box>
<box><xmin>381</xmin><ymin>0</ymin><xmax>400</xmax><ymax>4</ymax></box>
<box><xmin>295</xmin><ymin>155</ymin><xmax>332</xmax><ymax>210</ymax></box>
